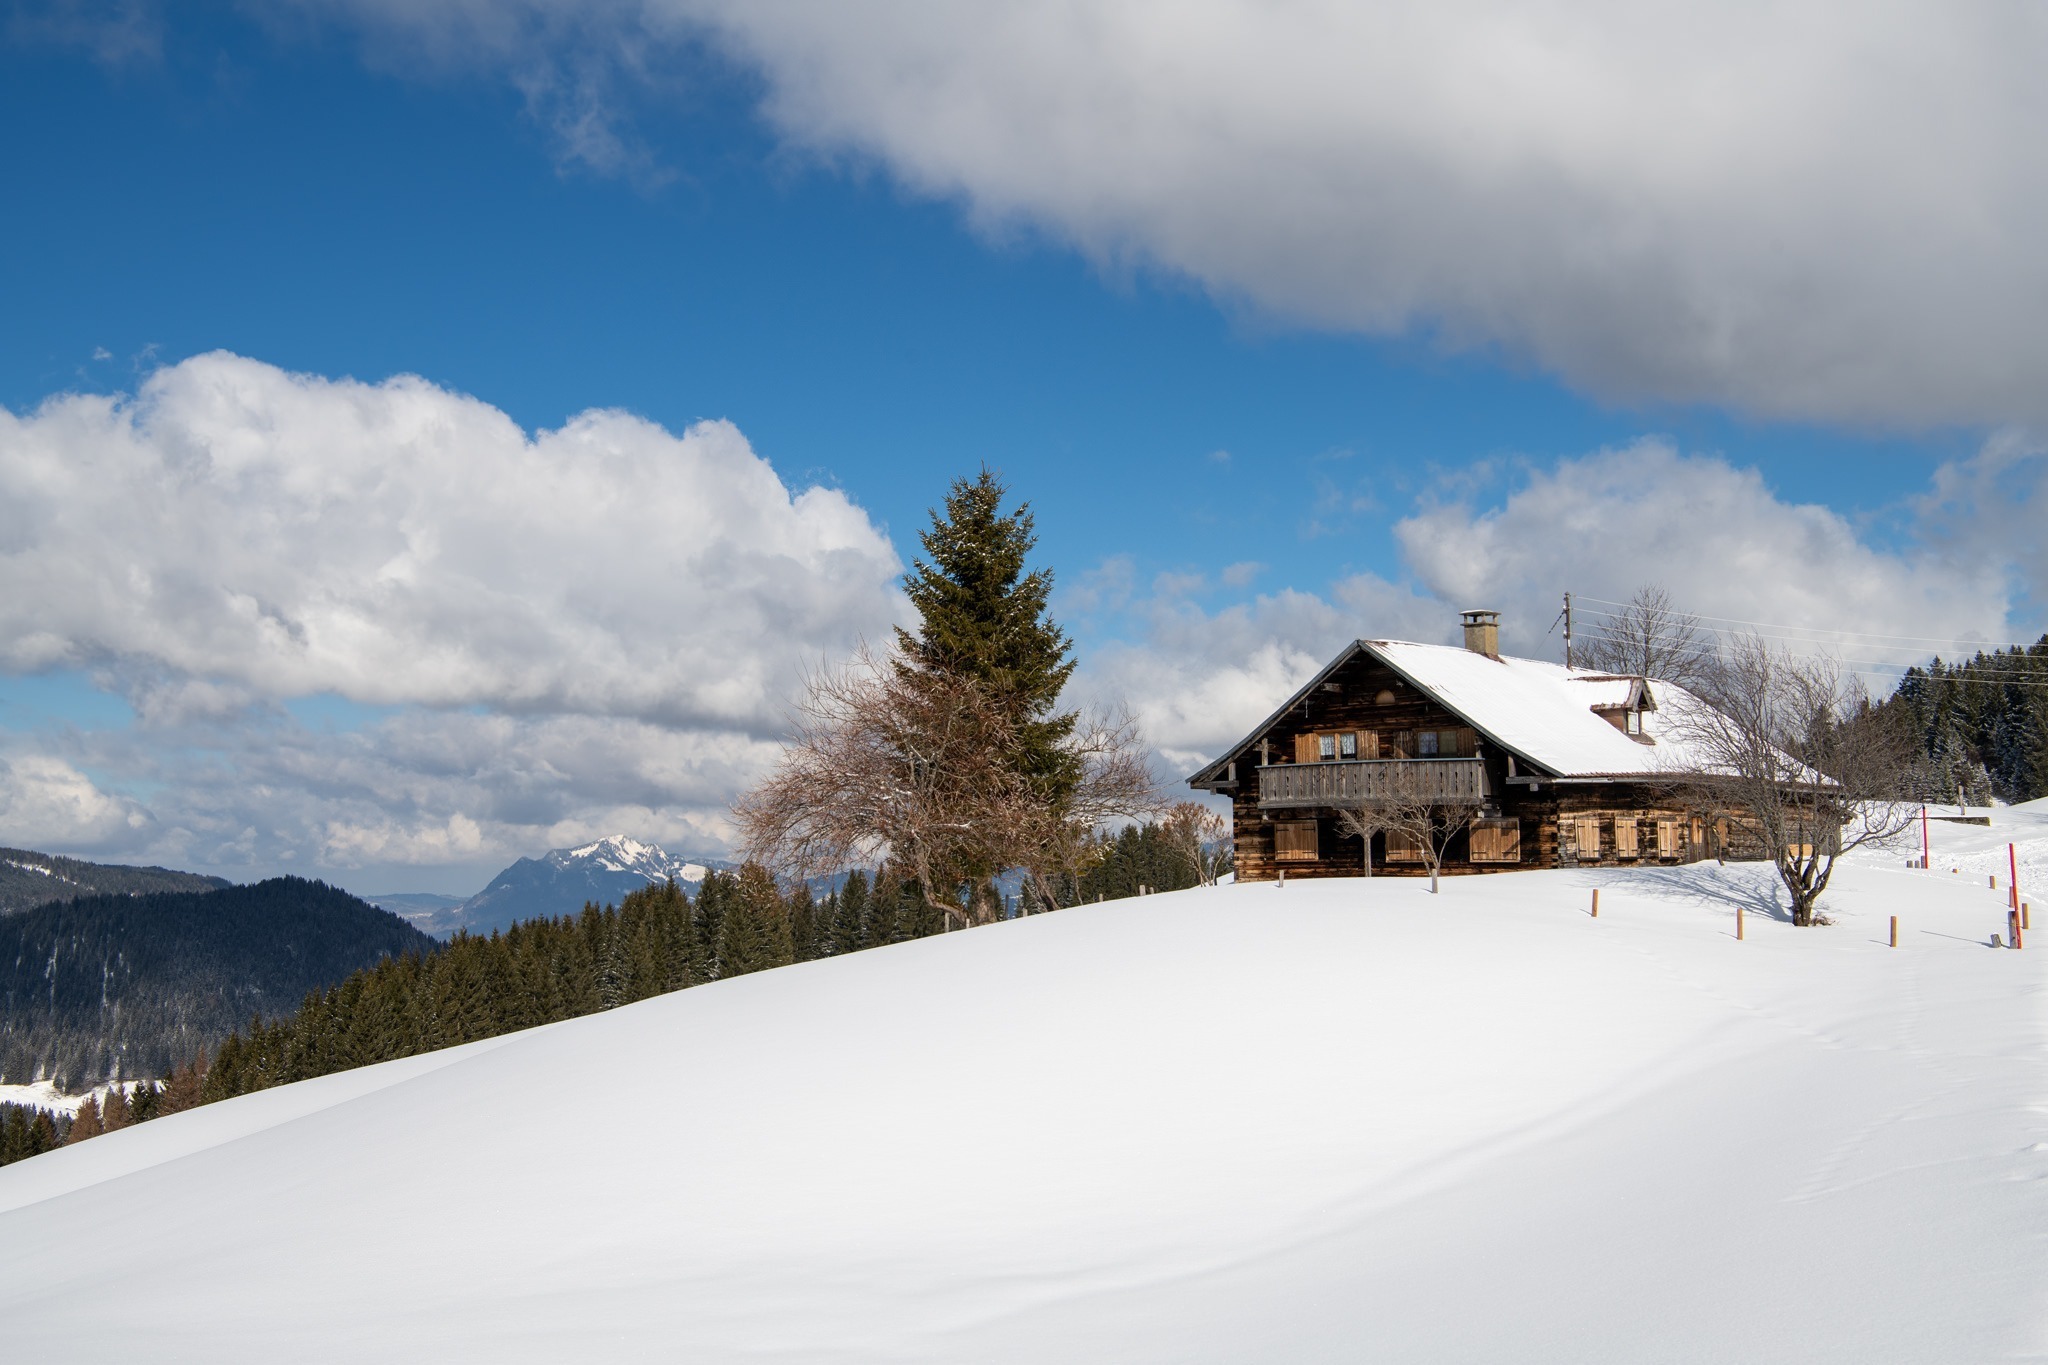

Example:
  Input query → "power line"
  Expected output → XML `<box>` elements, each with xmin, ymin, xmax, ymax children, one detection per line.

<box><xmin>1570</xmin><ymin>594</ymin><xmax>2026</xmax><ymax>650</ymax></box>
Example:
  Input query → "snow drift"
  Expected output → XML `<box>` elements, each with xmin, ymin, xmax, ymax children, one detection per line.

<box><xmin>4</xmin><ymin>819</ymin><xmax>2047</xmax><ymax>1362</ymax></box>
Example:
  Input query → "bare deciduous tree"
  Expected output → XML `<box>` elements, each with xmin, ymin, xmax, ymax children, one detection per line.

<box><xmin>1330</xmin><ymin>769</ymin><xmax>1481</xmax><ymax>892</ymax></box>
<box><xmin>1667</xmin><ymin>635</ymin><xmax>1920</xmax><ymax>926</ymax></box>
<box><xmin>1580</xmin><ymin>584</ymin><xmax>1716</xmax><ymax>690</ymax></box>
<box><xmin>735</xmin><ymin>645</ymin><xmax>1160</xmax><ymax>925</ymax></box>
<box><xmin>734</xmin><ymin>645</ymin><xmax>1027</xmax><ymax>929</ymax></box>
<box><xmin>1160</xmin><ymin>801</ymin><xmax>1231</xmax><ymax>887</ymax></box>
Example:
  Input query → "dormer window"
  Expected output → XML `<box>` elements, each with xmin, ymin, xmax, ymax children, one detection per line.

<box><xmin>1624</xmin><ymin>709</ymin><xmax>1642</xmax><ymax>736</ymax></box>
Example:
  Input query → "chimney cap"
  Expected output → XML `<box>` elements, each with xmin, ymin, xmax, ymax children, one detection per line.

<box><xmin>1460</xmin><ymin>608</ymin><xmax>1501</xmax><ymax>624</ymax></box>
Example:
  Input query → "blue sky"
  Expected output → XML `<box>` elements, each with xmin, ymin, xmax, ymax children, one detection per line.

<box><xmin>2</xmin><ymin>4</ymin><xmax>2043</xmax><ymax>893</ymax></box>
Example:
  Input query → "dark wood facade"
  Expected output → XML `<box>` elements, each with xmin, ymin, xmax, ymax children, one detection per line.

<box><xmin>1192</xmin><ymin>642</ymin><xmax>1757</xmax><ymax>881</ymax></box>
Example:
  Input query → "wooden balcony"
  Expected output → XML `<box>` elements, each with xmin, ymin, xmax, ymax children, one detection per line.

<box><xmin>1257</xmin><ymin>758</ymin><xmax>1487</xmax><ymax>810</ymax></box>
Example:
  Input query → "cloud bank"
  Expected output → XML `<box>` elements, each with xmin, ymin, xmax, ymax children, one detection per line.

<box><xmin>0</xmin><ymin>352</ymin><xmax>901</xmax><ymax>883</ymax></box>
<box><xmin>307</xmin><ymin>0</ymin><xmax>2048</xmax><ymax>427</ymax></box>
<box><xmin>1076</xmin><ymin>440</ymin><xmax>2023</xmax><ymax>775</ymax></box>
<box><xmin>0</xmin><ymin>351</ymin><xmax>899</xmax><ymax>728</ymax></box>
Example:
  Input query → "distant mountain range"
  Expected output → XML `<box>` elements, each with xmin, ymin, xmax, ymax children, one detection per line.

<box><xmin>1</xmin><ymin>847</ymin><xmax>228</xmax><ymax>915</ymax></box>
<box><xmin>366</xmin><ymin>837</ymin><xmax>733</xmax><ymax>939</ymax></box>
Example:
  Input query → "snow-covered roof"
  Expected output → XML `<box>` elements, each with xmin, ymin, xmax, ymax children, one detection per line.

<box><xmin>1363</xmin><ymin>640</ymin><xmax>1720</xmax><ymax>779</ymax></box>
<box><xmin>1190</xmin><ymin>638</ymin><xmax>1730</xmax><ymax>785</ymax></box>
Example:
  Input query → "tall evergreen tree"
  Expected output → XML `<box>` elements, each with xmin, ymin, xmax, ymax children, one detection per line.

<box><xmin>895</xmin><ymin>470</ymin><xmax>1080</xmax><ymax>801</ymax></box>
<box><xmin>832</xmin><ymin>872</ymin><xmax>869</xmax><ymax>956</ymax></box>
<box><xmin>717</xmin><ymin>865</ymin><xmax>795</xmax><ymax>978</ymax></box>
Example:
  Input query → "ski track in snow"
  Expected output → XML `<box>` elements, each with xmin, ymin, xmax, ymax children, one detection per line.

<box><xmin>3</xmin><ymin>810</ymin><xmax>2048</xmax><ymax>1362</ymax></box>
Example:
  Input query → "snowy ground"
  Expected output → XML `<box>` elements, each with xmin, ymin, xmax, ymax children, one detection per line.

<box><xmin>0</xmin><ymin>1079</ymin><xmax>150</xmax><ymax>1118</ymax></box>
<box><xmin>3</xmin><ymin>835</ymin><xmax>2046</xmax><ymax>1362</ymax></box>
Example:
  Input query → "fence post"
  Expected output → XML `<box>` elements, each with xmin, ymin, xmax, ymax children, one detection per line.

<box><xmin>1278</xmin><ymin>869</ymin><xmax>1286</xmax><ymax>890</ymax></box>
<box><xmin>1889</xmin><ymin>915</ymin><xmax>1898</xmax><ymax>948</ymax></box>
<box><xmin>1736</xmin><ymin>902</ymin><xmax>1743</xmax><ymax>940</ymax></box>
<box><xmin>1591</xmin><ymin>889</ymin><xmax>1599</xmax><ymax>918</ymax></box>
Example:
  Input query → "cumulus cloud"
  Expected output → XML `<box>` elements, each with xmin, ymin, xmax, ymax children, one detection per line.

<box><xmin>0</xmin><ymin>352</ymin><xmax>903</xmax><ymax>883</ymax></box>
<box><xmin>1394</xmin><ymin>439</ymin><xmax>2013</xmax><ymax>662</ymax></box>
<box><xmin>0</xmin><ymin>351</ymin><xmax>902</xmax><ymax>730</ymax></box>
<box><xmin>0</xmin><ymin>755</ymin><xmax>151</xmax><ymax>851</ymax></box>
<box><xmin>304</xmin><ymin>0</ymin><xmax>2048</xmax><ymax>427</ymax></box>
<box><xmin>1076</xmin><ymin>440</ymin><xmax>2025</xmax><ymax>778</ymax></box>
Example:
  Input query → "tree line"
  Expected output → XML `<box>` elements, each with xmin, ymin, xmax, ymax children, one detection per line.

<box><xmin>1877</xmin><ymin>639</ymin><xmax>2048</xmax><ymax>805</ymax></box>
<box><xmin>1</xmin><ymin>827</ymin><xmax>1230</xmax><ymax>1169</ymax></box>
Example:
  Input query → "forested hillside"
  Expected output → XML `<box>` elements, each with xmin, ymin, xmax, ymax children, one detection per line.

<box><xmin>0</xmin><ymin>848</ymin><xmax>227</xmax><ymax>915</ymax></box>
<box><xmin>0</xmin><ymin>878</ymin><xmax>436</xmax><ymax>1089</ymax></box>
<box><xmin>1880</xmin><ymin>637</ymin><xmax>2048</xmax><ymax>803</ymax></box>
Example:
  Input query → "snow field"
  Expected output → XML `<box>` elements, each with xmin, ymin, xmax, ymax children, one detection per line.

<box><xmin>2</xmin><ymin>844</ymin><xmax>2045</xmax><ymax>1363</ymax></box>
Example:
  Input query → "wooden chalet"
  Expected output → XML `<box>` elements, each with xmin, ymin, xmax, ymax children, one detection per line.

<box><xmin>1188</xmin><ymin>610</ymin><xmax>1758</xmax><ymax>880</ymax></box>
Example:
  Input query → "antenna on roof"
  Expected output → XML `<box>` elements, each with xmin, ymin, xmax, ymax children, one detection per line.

<box><xmin>1547</xmin><ymin>591</ymin><xmax>1574</xmax><ymax>669</ymax></box>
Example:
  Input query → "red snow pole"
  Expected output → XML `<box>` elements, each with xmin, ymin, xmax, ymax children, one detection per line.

<box><xmin>2010</xmin><ymin>844</ymin><xmax>2021</xmax><ymax>912</ymax></box>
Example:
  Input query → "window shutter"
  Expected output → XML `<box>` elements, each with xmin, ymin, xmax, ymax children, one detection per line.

<box><xmin>1575</xmin><ymin>815</ymin><xmax>1601</xmax><ymax>858</ymax></box>
<box><xmin>1274</xmin><ymin>820</ymin><xmax>1319</xmax><ymax>861</ymax></box>
<box><xmin>1360</xmin><ymin>729</ymin><xmax>1377</xmax><ymax>759</ymax></box>
<box><xmin>1469</xmin><ymin>819</ymin><xmax>1520</xmax><ymax>864</ymax></box>
<box><xmin>1657</xmin><ymin>819</ymin><xmax>1678</xmax><ymax>859</ymax></box>
<box><xmin>1615</xmin><ymin>819</ymin><xmax>1639</xmax><ymax>858</ymax></box>
<box><xmin>1386</xmin><ymin>829</ymin><xmax>1426</xmax><ymax>863</ymax></box>
<box><xmin>1294</xmin><ymin>733</ymin><xmax>1320</xmax><ymax>765</ymax></box>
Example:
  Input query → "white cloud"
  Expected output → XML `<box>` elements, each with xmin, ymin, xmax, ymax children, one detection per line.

<box><xmin>1078</xmin><ymin>440</ymin><xmax>2025</xmax><ymax>778</ymax></box>
<box><xmin>304</xmin><ymin>0</ymin><xmax>2048</xmax><ymax>428</ymax></box>
<box><xmin>0</xmin><ymin>351</ymin><xmax>903</xmax><ymax>732</ymax></box>
<box><xmin>0</xmin><ymin>755</ymin><xmax>150</xmax><ymax>851</ymax></box>
<box><xmin>0</xmin><ymin>352</ymin><xmax>906</xmax><ymax>886</ymax></box>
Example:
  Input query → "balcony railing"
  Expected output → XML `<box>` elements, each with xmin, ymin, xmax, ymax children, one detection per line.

<box><xmin>1257</xmin><ymin>758</ymin><xmax>1487</xmax><ymax>809</ymax></box>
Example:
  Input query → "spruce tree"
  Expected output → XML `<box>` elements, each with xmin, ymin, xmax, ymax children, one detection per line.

<box><xmin>832</xmin><ymin>872</ymin><xmax>869</xmax><ymax>956</ymax></box>
<box><xmin>718</xmin><ymin>865</ymin><xmax>794</xmax><ymax>978</ymax></box>
<box><xmin>896</xmin><ymin>470</ymin><xmax>1080</xmax><ymax>800</ymax></box>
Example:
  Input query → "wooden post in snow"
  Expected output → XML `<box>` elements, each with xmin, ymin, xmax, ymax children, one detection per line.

<box><xmin>1591</xmin><ymin>888</ymin><xmax>1599</xmax><ymax>918</ymax></box>
<box><xmin>1278</xmin><ymin>869</ymin><xmax>1286</xmax><ymax>890</ymax></box>
<box><xmin>1889</xmin><ymin>915</ymin><xmax>1898</xmax><ymax>948</ymax></box>
<box><xmin>2009</xmin><ymin>909</ymin><xmax>2024</xmax><ymax>950</ymax></box>
<box><xmin>1736</xmin><ymin>902</ymin><xmax>1744</xmax><ymax>940</ymax></box>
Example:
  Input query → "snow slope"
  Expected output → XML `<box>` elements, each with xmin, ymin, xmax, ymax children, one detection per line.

<box><xmin>3</xmin><ymin>851</ymin><xmax>2045</xmax><ymax>1362</ymax></box>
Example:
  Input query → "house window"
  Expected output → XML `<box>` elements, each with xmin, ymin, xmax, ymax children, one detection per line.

<box><xmin>1469</xmin><ymin>819</ymin><xmax>1521</xmax><ymax>864</ymax></box>
<box><xmin>1625</xmin><ymin>709</ymin><xmax>1642</xmax><ymax>736</ymax></box>
<box><xmin>1338</xmin><ymin>731</ymin><xmax>1358</xmax><ymax>759</ymax></box>
<box><xmin>1417</xmin><ymin>730</ymin><xmax>1440</xmax><ymax>757</ymax></box>
<box><xmin>1318</xmin><ymin>733</ymin><xmax>1336</xmax><ymax>760</ymax></box>
<box><xmin>1274</xmin><ymin>820</ymin><xmax>1320</xmax><ymax>862</ymax></box>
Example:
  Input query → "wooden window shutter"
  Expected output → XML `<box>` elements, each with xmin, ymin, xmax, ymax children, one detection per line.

<box><xmin>1657</xmin><ymin>819</ymin><xmax>1678</xmax><ymax>859</ymax></box>
<box><xmin>1469</xmin><ymin>819</ymin><xmax>1520</xmax><ymax>864</ymax></box>
<box><xmin>1294</xmin><ymin>733</ymin><xmax>1320</xmax><ymax>765</ymax></box>
<box><xmin>1615</xmin><ymin>818</ymin><xmax>1640</xmax><ymax>858</ymax></box>
<box><xmin>1574</xmin><ymin>815</ymin><xmax>1601</xmax><ymax>857</ymax></box>
<box><xmin>1360</xmin><ymin>729</ymin><xmax>1377</xmax><ymax>759</ymax></box>
<box><xmin>1386</xmin><ymin>829</ymin><xmax>1425</xmax><ymax>863</ymax></box>
<box><xmin>1274</xmin><ymin>819</ymin><xmax>1319</xmax><ymax>862</ymax></box>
